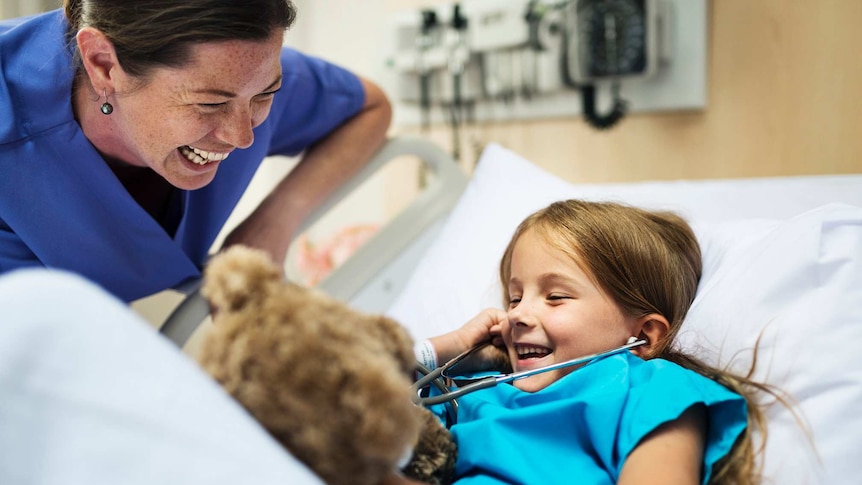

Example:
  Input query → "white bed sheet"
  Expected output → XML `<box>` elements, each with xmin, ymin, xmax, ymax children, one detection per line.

<box><xmin>388</xmin><ymin>143</ymin><xmax>862</xmax><ymax>485</ymax></box>
<box><xmin>0</xmin><ymin>269</ymin><xmax>322</xmax><ymax>485</ymax></box>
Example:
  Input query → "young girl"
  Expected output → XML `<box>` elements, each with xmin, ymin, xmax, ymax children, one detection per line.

<box><xmin>420</xmin><ymin>199</ymin><xmax>773</xmax><ymax>485</ymax></box>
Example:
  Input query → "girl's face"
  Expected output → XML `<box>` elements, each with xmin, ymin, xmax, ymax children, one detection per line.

<box><xmin>104</xmin><ymin>32</ymin><xmax>284</xmax><ymax>190</ymax></box>
<box><xmin>502</xmin><ymin>228</ymin><xmax>641</xmax><ymax>392</ymax></box>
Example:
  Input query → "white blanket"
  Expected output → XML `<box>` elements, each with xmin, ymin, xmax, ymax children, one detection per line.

<box><xmin>0</xmin><ymin>269</ymin><xmax>322</xmax><ymax>485</ymax></box>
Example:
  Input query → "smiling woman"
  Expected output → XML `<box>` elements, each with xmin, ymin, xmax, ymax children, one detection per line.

<box><xmin>73</xmin><ymin>29</ymin><xmax>287</xmax><ymax>191</ymax></box>
<box><xmin>0</xmin><ymin>0</ymin><xmax>392</xmax><ymax>302</ymax></box>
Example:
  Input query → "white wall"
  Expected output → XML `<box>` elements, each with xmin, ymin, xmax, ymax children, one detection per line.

<box><xmin>287</xmin><ymin>0</ymin><xmax>391</xmax><ymax>81</ymax></box>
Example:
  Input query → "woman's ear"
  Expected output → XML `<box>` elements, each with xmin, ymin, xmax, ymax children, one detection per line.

<box><xmin>76</xmin><ymin>27</ymin><xmax>121</xmax><ymax>94</ymax></box>
<box><xmin>631</xmin><ymin>313</ymin><xmax>670</xmax><ymax>357</ymax></box>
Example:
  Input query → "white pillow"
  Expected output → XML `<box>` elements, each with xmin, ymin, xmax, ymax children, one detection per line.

<box><xmin>387</xmin><ymin>143</ymin><xmax>862</xmax><ymax>484</ymax></box>
<box><xmin>681</xmin><ymin>208</ymin><xmax>862</xmax><ymax>484</ymax></box>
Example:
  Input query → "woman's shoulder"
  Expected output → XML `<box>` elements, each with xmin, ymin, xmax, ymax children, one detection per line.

<box><xmin>0</xmin><ymin>9</ymin><xmax>65</xmax><ymax>45</ymax></box>
<box><xmin>264</xmin><ymin>47</ymin><xmax>365</xmax><ymax>155</ymax></box>
<box><xmin>1</xmin><ymin>10</ymin><xmax>75</xmax><ymax>145</ymax></box>
<box><xmin>277</xmin><ymin>46</ymin><xmax>363</xmax><ymax>95</ymax></box>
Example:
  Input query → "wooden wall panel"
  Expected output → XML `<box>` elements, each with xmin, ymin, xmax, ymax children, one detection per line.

<box><xmin>394</xmin><ymin>0</ymin><xmax>862</xmax><ymax>183</ymax></box>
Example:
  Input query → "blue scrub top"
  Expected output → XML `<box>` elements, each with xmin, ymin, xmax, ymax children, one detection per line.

<box><xmin>449</xmin><ymin>352</ymin><xmax>748</xmax><ymax>485</ymax></box>
<box><xmin>0</xmin><ymin>10</ymin><xmax>365</xmax><ymax>302</ymax></box>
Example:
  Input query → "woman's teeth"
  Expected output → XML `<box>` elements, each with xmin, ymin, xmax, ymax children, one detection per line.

<box><xmin>180</xmin><ymin>146</ymin><xmax>229</xmax><ymax>165</ymax></box>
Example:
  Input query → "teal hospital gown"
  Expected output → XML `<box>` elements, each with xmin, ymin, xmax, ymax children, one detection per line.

<box><xmin>450</xmin><ymin>352</ymin><xmax>747</xmax><ymax>484</ymax></box>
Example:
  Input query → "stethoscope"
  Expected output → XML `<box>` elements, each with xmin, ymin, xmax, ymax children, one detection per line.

<box><xmin>412</xmin><ymin>337</ymin><xmax>647</xmax><ymax>425</ymax></box>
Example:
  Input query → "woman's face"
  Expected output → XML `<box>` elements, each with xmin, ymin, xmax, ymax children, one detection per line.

<box><xmin>502</xmin><ymin>228</ymin><xmax>640</xmax><ymax>392</ymax></box>
<box><xmin>105</xmin><ymin>32</ymin><xmax>284</xmax><ymax>190</ymax></box>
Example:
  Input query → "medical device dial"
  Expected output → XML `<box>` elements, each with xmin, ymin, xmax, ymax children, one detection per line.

<box><xmin>569</xmin><ymin>0</ymin><xmax>650</xmax><ymax>81</ymax></box>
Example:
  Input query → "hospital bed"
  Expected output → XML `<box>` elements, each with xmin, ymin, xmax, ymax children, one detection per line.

<box><xmin>162</xmin><ymin>136</ymin><xmax>862</xmax><ymax>484</ymax></box>
<box><xmin>3</xmin><ymin>136</ymin><xmax>859</xmax><ymax>484</ymax></box>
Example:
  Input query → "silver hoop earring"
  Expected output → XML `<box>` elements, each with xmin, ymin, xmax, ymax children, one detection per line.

<box><xmin>100</xmin><ymin>89</ymin><xmax>113</xmax><ymax>115</ymax></box>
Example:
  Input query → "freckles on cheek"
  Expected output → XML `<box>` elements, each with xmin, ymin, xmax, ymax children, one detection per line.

<box><xmin>129</xmin><ymin>109</ymin><xmax>172</xmax><ymax>146</ymax></box>
<box><xmin>165</xmin><ymin>114</ymin><xmax>212</xmax><ymax>148</ymax></box>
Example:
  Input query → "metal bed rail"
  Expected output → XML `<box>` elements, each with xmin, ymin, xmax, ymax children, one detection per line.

<box><xmin>159</xmin><ymin>136</ymin><xmax>468</xmax><ymax>347</ymax></box>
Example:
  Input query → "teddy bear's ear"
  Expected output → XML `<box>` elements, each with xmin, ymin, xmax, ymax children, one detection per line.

<box><xmin>201</xmin><ymin>246</ymin><xmax>282</xmax><ymax>313</ymax></box>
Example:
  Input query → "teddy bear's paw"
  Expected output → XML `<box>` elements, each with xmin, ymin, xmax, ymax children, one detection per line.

<box><xmin>402</xmin><ymin>409</ymin><xmax>457</xmax><ymax>485</ymax></box>
<box><xmin>202</xmin><ymin>245</ymin><xmax>282</xmax><ymax>313</ymax></box>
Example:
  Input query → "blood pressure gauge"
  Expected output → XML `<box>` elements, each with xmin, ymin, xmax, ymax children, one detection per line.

<box><xmin>566</xmin><ymin>0</ymin><xmax>657</xmax><ymax>83</ymax></box>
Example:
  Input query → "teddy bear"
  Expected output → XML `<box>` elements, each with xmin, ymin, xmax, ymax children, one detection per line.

<box><xmin>194</xmin><ymin>245</ymin><xmax>456</xmax><ymax>485</ymax></box>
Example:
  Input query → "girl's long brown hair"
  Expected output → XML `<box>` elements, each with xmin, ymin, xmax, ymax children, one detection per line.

<box><xmin>499</xmin><ymin>199</ymin><xmax>794</xmax><ymax>484</ymax></box>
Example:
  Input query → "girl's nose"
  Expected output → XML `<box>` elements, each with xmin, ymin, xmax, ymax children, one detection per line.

<box><xmin>508</xmin><ymin>303</ymin><xmax>538</xmax><ymax>329</ymax></box>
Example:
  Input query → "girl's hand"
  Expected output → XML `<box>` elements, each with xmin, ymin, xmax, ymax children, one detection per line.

<box><xmin>460</xmin><ymin>308</ymin><xmax>506</xmax><ymax>347</ymax></box>
<box><xmin>429</xmin><ymin>308</ymin><xmax>510</xmax><ymax>372</ymax></box>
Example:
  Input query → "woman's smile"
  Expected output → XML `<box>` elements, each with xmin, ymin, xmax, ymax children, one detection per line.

<box><xmin>179</xmin><ymin>145</ymin><xmax>231</xmax><ymax>165</ymax></box>
<box><xmin>78</xmin><ymin>30</ymin><xmax>285</xmax><ymax>190</ymax></box>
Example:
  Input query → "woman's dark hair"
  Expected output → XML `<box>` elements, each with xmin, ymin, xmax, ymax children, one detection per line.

<box><xmin>64</xmin><ymin>0</ymin><xmax>297</xmax><ymax>78</ymax></box>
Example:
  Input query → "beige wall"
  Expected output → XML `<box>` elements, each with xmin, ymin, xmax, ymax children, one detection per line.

<box><xmin>395</xmin><ymin>0</ymin><xmax>862</xmax><ymax>183</ymax></box>
<box><xmin>132</xmin><ymin>0</ymin><xmax>862</xmax><ymax>325</ymax></box>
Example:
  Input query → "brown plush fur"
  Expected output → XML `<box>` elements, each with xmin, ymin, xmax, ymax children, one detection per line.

<box><xmin>402</xmin><ymin>409</ymin><xmax>457</xmax><ymax>484</ymax></box>
<box><xmin>195</xmin><ymin>246</ymin><xmax>455</xmax><ymax>485</ymax></box>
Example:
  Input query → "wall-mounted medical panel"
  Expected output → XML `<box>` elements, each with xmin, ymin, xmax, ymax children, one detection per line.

<box><xmin>383</xmin><ymin>0</ymin><xmax>707</xmax><ymax>129</ymax></box>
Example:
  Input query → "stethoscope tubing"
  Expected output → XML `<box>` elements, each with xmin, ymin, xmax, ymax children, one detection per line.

<box><xmin>414</xmin><ymin>339</ymin><xmax>647</xmax><ymax>406</ymax></box>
